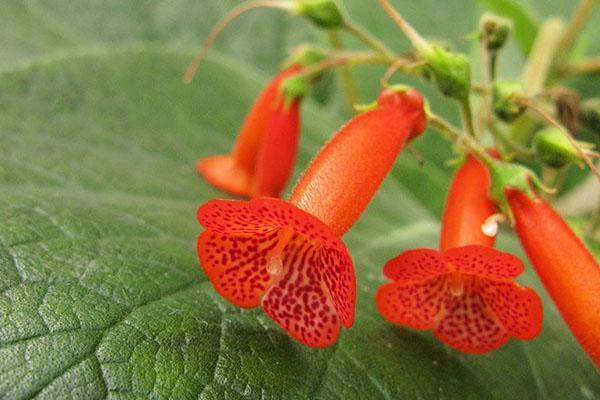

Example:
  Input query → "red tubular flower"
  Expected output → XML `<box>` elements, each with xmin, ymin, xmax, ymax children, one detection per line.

<box><xmin>197</xmin><ymin>65</ymin><xmax>302</xmax><ymax>198</ymax></box>
<box><xmin>507</xmin><ymin>189</ymin><xmax>600</xmax><ymax>367</ymax></box>
<box><xmin>197</xmin><ymin>89</ymin><xmax>427</xmax><ymax>347</ymax></box>
<box><xmin>376</xmin><ymin>156</ymin><xmax>543</xmax><ymax>353</ymax></box>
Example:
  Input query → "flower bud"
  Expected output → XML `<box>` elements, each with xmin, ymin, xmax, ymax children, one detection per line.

<box><xmin>480</xmin><ymin>13</ymin><xmax>511</xmax><ymax>51</ymax></box>
<box><xmin>422</xmin><ymin>45</ymin><xmax>471</xmax><ymax>101</ymax></box>
<box><xmin>294</xmin><ymin>0</ymin><xmax>344</xmax><ymax>29</ymax></box>
<box><xmin>492</xmin><ymin>81</ymin><xmax>526</xmax><ymax>122</ymax></box>
<box><xmin>533</xmin><ymin>127</ymin><xmax>592</xmax><ymax>169</ymax></box>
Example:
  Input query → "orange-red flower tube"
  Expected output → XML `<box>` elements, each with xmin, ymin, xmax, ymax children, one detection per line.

<box><xmin>197</xmin><ymin>65</ymin><xmax>302</xmax><ymax>198</ymax></box>
<box><xmin>197</xmin><ymin>88</ymin><xmax>426</xmax><ymax>347</ymax></box>
<box><xmin>377</xmin><ymin>156</ymin><xmax>543</xmax><ymax>353</ymax></box>
<box><xmin>507</xmin><ymin>188</ymin><xmax>600</xmax><ymax>367</ymax></box>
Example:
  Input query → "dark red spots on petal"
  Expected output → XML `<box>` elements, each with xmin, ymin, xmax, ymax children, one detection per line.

<box><xmin>477</xmin><ymin>279</ymin><xmax>543</xmax><ymax>340</ymax></box>
<box><xmin>197</xmin><ymin>198</ymin><xmax>355</xmax><ymax>347</ymax></box>
<box><xmin>433</xmin><ymin>280</ymin><xmax>510</xmax><ymax>353</ymax></box>
<box><xmin>318</xmin><ymin>247</ymin><xmax>356</xmax><ymax>328</ymax></box>
<box><xmin>376</xmin><ymin>277</ymin><xmax>449</xmax><ymax>330</ymax></box>
<box><xmin>383</xmin><ymin>248</ymin><xmax>447</xmax><ymax>282</ymax></box>
<box><xmin>443</xmin><ymin>245</ymin><xmax>524</xmax><ymax>279</ymax></box>
<box><xmin>262</xmin><ymin>235</ymin><xmax>342</xmax><ymax>347</ymax></box>
<box><xmin>198</xmin><ymin>230</ymin><xmax>279</xmax><ymax>308</ymax></box>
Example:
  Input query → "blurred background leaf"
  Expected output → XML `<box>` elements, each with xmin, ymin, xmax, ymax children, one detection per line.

<box><xmin>0</xmin><ymin>1</ymin><xmax>598</xmax><ymax>399</ymax></box>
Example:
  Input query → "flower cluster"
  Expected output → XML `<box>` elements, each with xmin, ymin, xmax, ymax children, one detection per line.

<box><xmin>187</xmin><ymin>0</ymin><xmax>600</xmax><ymax>366</ymax></box>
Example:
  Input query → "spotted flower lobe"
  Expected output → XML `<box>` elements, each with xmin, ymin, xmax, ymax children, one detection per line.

<box><xmin>197</xmin><ymin>198</ymin><xmax>355</xmax><ymax>347</ymax></box>
<box><xmin>376</xmin><ymin>246</ymin><xmax>542</xmax><ymax>353</ymax></box>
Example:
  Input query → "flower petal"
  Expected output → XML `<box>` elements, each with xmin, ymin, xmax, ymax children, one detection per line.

<box><xmin>444</xmin><ymin>245</ymin><xmax>524</xmax><ymax>279</ymax></box>
<box><xmin>383</xmin><ymin>248</ymin><xmax>447</xmax><ymax>282</ymax></box>
<box><xmin>251</xmin><ymin>198</ymin><xmax>344</xmax><ymax>251</ymax></box>
<box><xmin>434</xmin><ymin>281</ymin><xmax>509</xmax><ymax>353</ymax></box>
<box><xmin>197</xmin><ymin>155</ymin><xmax>252</xmax><ymax>197</ymax></box>
<box><xmin>477</xmin><ymin>279</ymin><xmax>543</xmax><ymax>339</ymax></box>
<box><xmin>198</xmin><ymin>199</ymin><xmax>276</xmax><ymax>236</ymax></box>
<box><xmin>198</xmin><ymin>229</ymin><xmax>279</xmax><ymax>308</ymax></box>
<box><xmin>319</xmin><ymin>247</ymin><xmax>356</xmax><ymax>328</ymax></box>
<box><xmin>376</xmin><ymin>277</ymin><xmax>449</xmax><ymax>330</ymax></box>
<box><xmin>262</xmin><ymin>235</ymin><xmax>341</xmax><ymax>347</ymax></box>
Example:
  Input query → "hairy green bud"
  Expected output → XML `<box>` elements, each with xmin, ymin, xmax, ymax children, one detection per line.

<box><xmin>480</xmin><ymin>13</ymin><xmax>511</xmax><ymax>51</ymax></box>
<box><xmin>422</xmin><ymin>45</ymin><xmax>471</xmax><ymax>101</ymax></box>
<box><xmin>492</xmin><ymin>81</ymin><xmax>526</xmax><ymax>122</ymax></box>
<box><xmin>295</xmin><ymin>0</ymin><xmax>344</xmax><ymax>29</ymax></box>
<box><xmin>533</xmin><ymin>127</ymin><xmax>592</xmax><ymax>169</ymax></box>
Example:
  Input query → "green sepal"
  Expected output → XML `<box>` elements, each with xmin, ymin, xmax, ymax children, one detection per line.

<box><xmin>488</xmin><ymin>161</ymin><xmax>554</xmax><ymax>223</ymax></box>
<box><xmin>421</xmin><ymin>45</ymin><xmax>471</xmax><ymax>101</ymax></box>
<box><xmin>492</xmin><ymin>81</ymin><xmax>526</xmax><ymax>122</ymax></box>
<box><xmin>480</xmin><ymin>13</ymin><xmax>511</xmax><ymax>51</ymax></box>
<box><xmin>353</xmin><ymin>101</ymin><xmax>378</xmax><ymax>113</ymax></box>
<box><xmin>294</xmin><ymin>0</ymin><xmax>344</xmax><ymax>29</ymax></box>
<box><xmin>280</xmin><ymin>75</ymin><xmax>309</xmax><ymax>108</ymax></box>
<box><xmin>533</xmin><ymin>127</ymin><xmax>592</xmax><ymax>169</ymax></box>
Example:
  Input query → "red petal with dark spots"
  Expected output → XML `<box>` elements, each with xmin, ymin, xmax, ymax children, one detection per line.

<box><xmin>443</xmin><ymin>245</ymin><xmax>524</xmax><ymax>279</ymax></box>
<box><xmin>383</xmin><ymin>248</ymin><xmax>447</xmax><ymax>282</ymax></box>
<box><xmin>376</xmin><ymin>277</ymin><xmax>449</xmax><ymax>330</ymax></box>
<box><xmin>477</xmin><ymin>280</ymin><xmax>543</xmax><ymax>339</ymax></box>
<box><xmin>262</xmin><ymin>235</ymin><xmax>341</xmax><ymax>347</ymax></box>
<box><xmin>198</xmin><ymin>199</ymin><xmax>276</xmax><ymax>236</ymax></box>
<box><xmin>197</xmin><ymin>197</ymin><xmax>355</xmax><ymax>347</ymax></box>
<box><xmin>198</xmin><ymin>229</ymin><xmax>280</xmax><ymax>308</ymax></box>
<box><xmin>433</xmin><ymin>279</ymin><xmax>510</xmax><ymax>353</ymax></box>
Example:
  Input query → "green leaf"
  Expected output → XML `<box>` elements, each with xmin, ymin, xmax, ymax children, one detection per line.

<box><xmin>1</xmin><ymin>2</ymin><xmax>598</xmax><ymax>400</ymax></box>
<box><xmin>477</xmin><ymin>0</ymin><xmax>539</xmax><ymax>56</ymax></box>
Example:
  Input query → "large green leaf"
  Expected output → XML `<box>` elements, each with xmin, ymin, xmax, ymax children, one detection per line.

<box><xmin>1</xmin><ymin>1</ymin><xmax>598</xmax><ymax>399</ymax></box>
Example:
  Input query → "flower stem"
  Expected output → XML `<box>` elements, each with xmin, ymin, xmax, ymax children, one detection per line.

<box><xmin>377</xmin><ymin>0</ymin><xmax>429</xmax><ymax>51</ymax></box>
<box><xmin>557</xmin><ymin>0</ymin><xmax>598</xmax><ymax>56</ymax></box>
<box><xmin>327</xmin><ymin>30</ymin><xmax>362</xmax><ymax>110</ymax></box>
<box><xmin>427</xmin><ymin>112</ymin><xmax>495</xmax><ymax>168</ymax></box>
<box><xmin>342</xmin><ymin>21</ymin><xmax>396</xmax><ymax>63</ymax></box>
<box><xmin>560</xmin><ymin>56</ymin><xmax>600</xmax><ymax>75</ymax></box>
<box><xmin>460</xmin><ymin>98</ymin><xmax>477</xmax><ymax>138</ymax></box>
<box><xmin>183</xmin><ymin>0</ymin><xmax>292</xmax><ymax>82</ymax></box>
<box><xmin>296</xmin><ymin>51</ymin><xmax>386</xmax><ymax>82</ymax></box>
<box><xmin>521</xmin><ymin>18</ymin><xmax>565</xmax><ymax>96</ymax></box>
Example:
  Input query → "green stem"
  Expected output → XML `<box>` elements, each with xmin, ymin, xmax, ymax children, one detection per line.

<box><xmin>557</xmin><ymin>0</ymin><xmax>598</xmax><ymax>56</ymax></box>
<box><xmin>428</xmin><ymin>112</ymin><xmax>495</xmax><ymax>168</ymax></box>
<box><xmin>295</xmin><ymin>51</ymin><xmax>386</xmax><ymax>82</ymax></box>
<box><xmin>489</xmin><ymin>123</ymin><xmax>535</xmax><ymax>158</ymax></box>
<box><xmin>327</xmin><ymin>30</ymin><xmax>362</xmax><ymax>110</ymax></box>
<box><xmin>521</xmin><ymin>18</ymin><xmax>565</xmax><ymax>96</ymax></box>
<box><xmin>343</xmin><ymin>21</ymin><xmax>395</xmax><ymax>63</ymax></box>
<box><xmin>460</xmin><ymin>98</ymin><xmax>477</xmax><ymax>138</ymax></box>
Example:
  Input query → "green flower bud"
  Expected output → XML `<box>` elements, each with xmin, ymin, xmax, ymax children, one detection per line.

<box><xmin>294</xmin><ymin>0</ymin><xmax>344</xmax><ymax>29</ymax></box>
<box><xmin>480</xmin><ymin>13</ymin><xmax>511</xmax><ymax>51</ymax></box>
<box><xmin>422</xmin><ymin>45</ymin><xmax>471</xmax><ymax>101</ymax></box>
<box><xmin>492</xmin><ymin>81</ymin><xmax>526</xmax><ymax>122</ymax></box>
<box><xmin>533</xmin><ymin>127</ymin><xmax>592</xmax><ymax>169</ymax></box>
